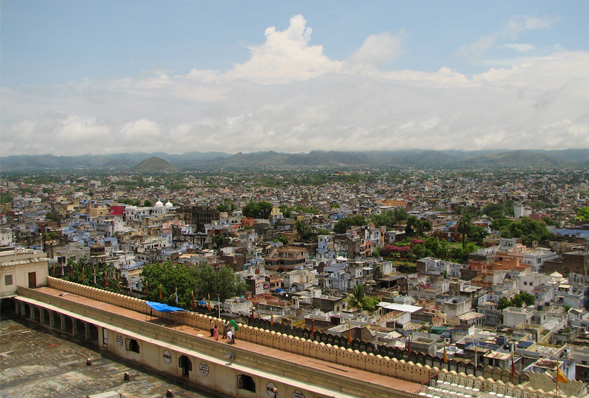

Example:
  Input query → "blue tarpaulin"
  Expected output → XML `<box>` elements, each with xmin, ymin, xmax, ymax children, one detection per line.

<box><xmin>146</xmin><ymin>301</ymin><xmax>186</xmax><ymax>313</ymax></box>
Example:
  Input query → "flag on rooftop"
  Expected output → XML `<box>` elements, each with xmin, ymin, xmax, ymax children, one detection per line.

<box><xmin>557</xmin><ymin>365</ymin><xmax>568</xmax><ymax>384</ymax></box>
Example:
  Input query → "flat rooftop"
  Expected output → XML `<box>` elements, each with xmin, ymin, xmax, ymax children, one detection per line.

<box><xmin>32</xmin><ymin>286</ymin><xmax>424</xmax><ymax>394</ymax></box>
<box><xmin>0</xmin><ymin>319</ymin><xmax>218</xmax><ymax>397</ymax></box>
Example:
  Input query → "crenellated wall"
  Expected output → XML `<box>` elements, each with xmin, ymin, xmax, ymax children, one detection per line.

<box><xmin>47</xmin><ymin>277</ymin><xmax>437</xmax><ymax>384</ymax></box>
<box><xmin>44</xmin><ymin>277</ymin><xmax>585</xmax><ymax>398</ymax></box>
<box><xmin>48</xmin><ymin>277</ymin><xmax>151</xmax><ymax>314</ymax></box>
<box><xmin>435</xmin><ymin>369</ymin><xmax>587</xmax><ymax>398</ymax></box>
<box><xmin>19</xmin><ymin>284</ymin><xmax>418</xmax><ymax>398</ymax></box>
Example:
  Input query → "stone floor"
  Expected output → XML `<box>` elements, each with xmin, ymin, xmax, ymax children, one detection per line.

<box><xmin>0</xmin><ymin>319</ymin><xmax>218</xmax><ymax>398</ymax></box>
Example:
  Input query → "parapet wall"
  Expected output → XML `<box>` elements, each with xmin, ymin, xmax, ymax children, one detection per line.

<box><xmin>436</xmin><ymin>369</ymin><xmax>587</xmax><ymax>398</ymax></box>
<box><xmin>49</xmin><ymin>277</ymin><xmax>151</xmax><ymax>314</ymax></box>
<box><xmin>48</xmin><ymin>277</ymin><xmax>435</xmax><ymax>384</ymax></box>
<box><xmin>45</xmin><ymin>277</ymin><xmax>584</xmax><ymax>397</ymax></box>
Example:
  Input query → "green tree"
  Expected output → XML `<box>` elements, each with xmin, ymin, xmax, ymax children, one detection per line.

<box><xmin>0</xmin><ymin>192</ymin><xmax>13</xmax><ymax>204</ymax></box>
<box><xmin>511</xmin><ymin>294</ymin><xmax>524</xmax><ymax>307</ymax></box>
<box><xmin>279</xmin><ymin>205</ymin><xmax>292</xmax><ymax>218</ymax></box>
<box><xmin>189</xmin><ymin>262</ymin><xmax>247</xmax><ymax>302</ymax></box>
<box><xmin>468</xmin><ymin>225</ymin><xmax>488</xmax><ymax>245</ymax></box>
<box><xmin>483</xmin><ymin>201</ymin><xmax>514</xmax><ymax>220</ymax></box>
<box><xmin>242</xmin><ymin>201</ymin><xmax>272</xmax><ymax>219</ymax></box>
<box><xmin>411</xmin><ymin>243</ymin><xmax>426</xmax><ymax>260</ymax></box>
<box><xmin>514</xmin><ymin>291</ymin><xmax>535</xmax><ymax>307</ymax></box>
<box><xmin>498</xmin><ymin>292</ymin><xmax>535</xmax><ymax>310</ymax></box>
<box><xmin>43</xmin><ymin>232</ymin><xmax>59</xmax><ymax>241</ymax></box>
<box><xmin>371</xmin><ymin>209</ymin><xmax>408</xmax><ymax>228</ymax></box>
<box><xmin>212</xmin><ymin>234</ymin><xmax>225</xmax><ymax>249</ymax></box>
<box><xmin>64</xmin><ymin>259</ymin><xmax>118</xmax><ymax>292</ymax></box>
<box><xmin>577</xmin><ymin>206</ymin><xmax>589</xmax><ymax>221</ymax></box>
<box><xmin>361</xmin><ymin>296</ymin><xmax>381</xmax><ymax>312</ymax></box>
<box><xmin>275</xmin><ymin>235</ymin><xmax>288</xmax><ymax>245</ymax></box>
<box><xmin>493</xmin><ymin>217</ymin><xmax>553</xmax><ymax>245</ymax></box>
<box><xmin>346</xmin><ymin>284</ymin><xmax>380</xmax><ymax>312</ymax></box>
<box><xmin>405</xmin><ymin>216</ymin><xmax>431</xmax><ymax>237</ymax></box>
<box><xmin>295</xmin><ymin>205</ymin><xmax>319</xmax><ymax>214</ymax></box>
<box><xmin>141</xmin><ymin>262</ymin><xmax>199</xmax><ymax>307</ymax></box>
<box><xmin>497</xmin><ymin>297</ymin><xmax>511</xmax><ymax>310</ymax></box>
<box><xmin>333</xmin><ymin>215</ymin><xmax>366</xmax><ymax>233</ymax></box>
<box><xmin>217</xmin><ymin>200</ymin><xmax>234</xmax><ymax>213</ymax></box>
<box><xmin>215</xmin><ymin>266</ymin><xmax>247</xmax><ymax>302</ymax></box>
<box><xmin>347</xmin><ymin>284</ymin><xmax>366</xmax><ymax>309</ymax></box>
<box><xmin>295</xmin><ymin>220</ymin><xmax>314</xmax><ymax>241</ymax></box>
<box><xmin>45</xmin><ymin>211</ymin><xmax>61</xmax><ymax>222</ymax></box>
<box><xmin>457</xmin><ymin>214</ymin><xmax>472</xmax><ymax>249</ymax></box>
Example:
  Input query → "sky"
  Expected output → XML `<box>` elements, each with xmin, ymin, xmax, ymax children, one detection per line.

<box><xmin>1</xmin><ymin>1</ymin><xmax>588</xmax><ymax>156</ymax></box>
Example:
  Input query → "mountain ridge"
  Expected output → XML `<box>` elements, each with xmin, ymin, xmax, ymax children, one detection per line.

<box><xmin>1</xmin><ymin>149</ymin><xmax>587</xmax><ymax>171</ymax></box>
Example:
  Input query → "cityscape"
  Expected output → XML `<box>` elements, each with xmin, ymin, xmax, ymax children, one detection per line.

<box><xmin>2</xmin><ymin>1</ymin><xmax>589</xmax><ymax>398</ymax></box>
<box><xmin>1</xmin><ymin>162</ymin><xmax>588</xmax><ymax>397</ymax></box>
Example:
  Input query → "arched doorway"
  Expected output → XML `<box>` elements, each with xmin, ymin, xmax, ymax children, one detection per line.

<box><xmin>178</xmin><ymin>355</ymin><xmax>192</xmax><ymax>377</ymax></box>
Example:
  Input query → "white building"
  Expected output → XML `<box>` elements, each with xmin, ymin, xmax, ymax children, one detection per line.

<box><xmin>441</xmin><ymin>296</ymin><xmax>471</xmax><ymax>318</ymax></box>
<box><xmin>514</xmin><ymin>204</ymin><xmax>532</xmax><ymax>219</ymax></box>
<box><xmin>316</xmin><ymin>235</ymin><xmax>335</xmax><ymax>261</ymax></box>
<box><xmin>0</xmin><ymin>228</ymin><xmax>13</xmax><ymax>247</ymax></box>
<box><xmin>502</xmin><ymin>306</ymin><xmax>534</xmax><ymax>328</ymax></box>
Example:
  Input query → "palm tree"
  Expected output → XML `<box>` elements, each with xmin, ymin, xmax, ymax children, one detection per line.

<box><xmin>347</xmin><ymin>284</ymin><xmax>366</xmax><ymax>309</ymax></box>
<box><xmin>457</xmin><ymin>214</ymin><xmax>472</xmax><ymax>249</ymax></box>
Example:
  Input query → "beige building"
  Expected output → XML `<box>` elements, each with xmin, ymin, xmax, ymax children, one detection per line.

<box><xmin>0</xmin><ymin>248</ymin><xmax>48</xmax><ymax>298</ymax></box>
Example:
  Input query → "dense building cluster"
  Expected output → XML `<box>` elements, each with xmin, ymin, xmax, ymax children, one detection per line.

<box><xmin>1</xmin><ymin>167</ymin><xmax>589</xmax><ymax>382</ymax></box>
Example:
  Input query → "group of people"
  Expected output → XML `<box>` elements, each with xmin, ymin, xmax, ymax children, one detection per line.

<box><xmin>211</xmin><ymin>320</ymin><xmax>235</xmax><ymax>344</ymax></box>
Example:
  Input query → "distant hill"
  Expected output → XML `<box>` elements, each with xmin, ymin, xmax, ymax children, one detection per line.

<box><xmin>544</xmin><ymin>148</ymin><xmax>589</xmax><ymax>164</ymax></box>
<box><xmin>217</xmin><ymin>149</ymin><xmax>580</xmax><ymax>168</ymax></box>
<box><xmin>0</xmin><ymin>151</ymin><xmax>231</xmax><ymax>171</ymax></box>
<box><xmin>132</xmin><ymin>157</ymin><xmax>177</xmax><ymax>172</ymax></box>
<box><xmin>1</xmin><ymin>148</ymin><xmax>587</xmax><ymax>172</ymax></box>
<box><xmin>462</xmin><ymin>150</ymin><xmax>566</xmax><ymax>167</ymax></box>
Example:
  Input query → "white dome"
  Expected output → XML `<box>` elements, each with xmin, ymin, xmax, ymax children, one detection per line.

<box><xmin>165</xmin><ymin>201</ymin><xmax>173</xmax><ymax>207</ymax></box>
<box><xmin>154</xmin><ymin>200</ymin><xmax>164</xmax><ymax>207</ymax></box>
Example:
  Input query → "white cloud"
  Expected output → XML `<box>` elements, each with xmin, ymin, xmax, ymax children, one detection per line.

<box><xmin>120</xmin><ymin>119</ymin><xmax>161</xmax><ymax>144</ymax></box>
<box><xmin>226</xmin><ymin>14</ymin><xmax>342</xmax><ymax>84</ymax></box>
<box><xmin>1</xmin><ymin>15</ymin><xmax>588</xmax><ymax>156</ymax></box>
<box><xmin>504</xmin><ymin>43</ymin><xmax>535</xmax><ymax>53</ymax></box>
<box><xmin>347</xmin><ymin>31</ymin><xmax>406</xmax><ymax>67</ymax></box>
<box><xmin>458</xmin><ymin>15</ymin><xmax>555</xmax><ymax>60</ymax></box>
<box><xmin>506</xmin><ymin>15</ymin><xmax>555</xmax><ymax>33</ymax></box>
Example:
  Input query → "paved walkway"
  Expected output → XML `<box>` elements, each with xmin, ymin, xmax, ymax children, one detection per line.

<box><xmin>34</xmin><ymin>287</ymin><xmax>424</xmax><ymax>394</ymax></box>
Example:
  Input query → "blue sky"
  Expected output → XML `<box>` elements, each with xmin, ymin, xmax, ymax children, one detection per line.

<box><xmin>2</xmin><ymin>1</ymin><xmax>588</xmax><ymax>155</ymax></box>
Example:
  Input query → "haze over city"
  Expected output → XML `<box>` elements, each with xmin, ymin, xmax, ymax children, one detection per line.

<box><xmin>1</xmin><ymin>1</ymin><xmax>588</xmax><ymax>156</ymax></box>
